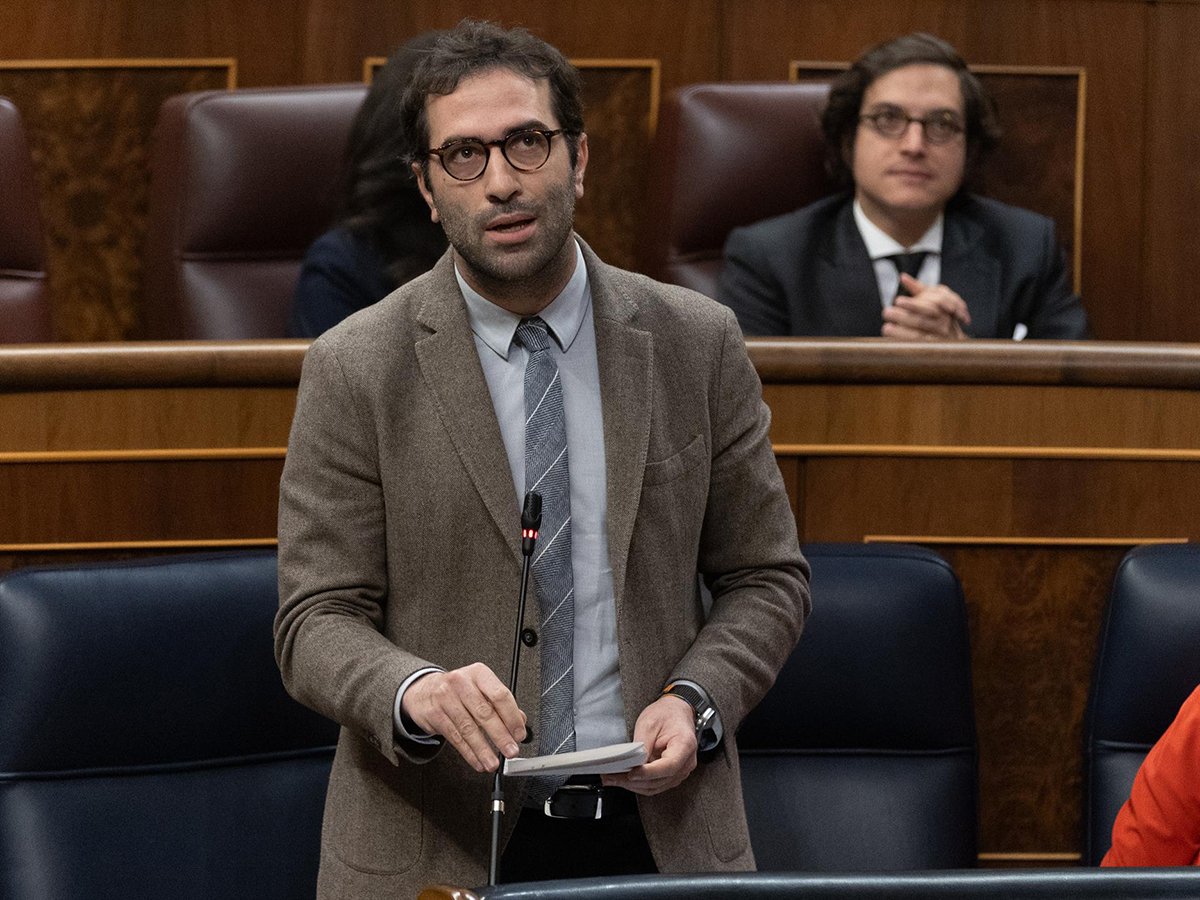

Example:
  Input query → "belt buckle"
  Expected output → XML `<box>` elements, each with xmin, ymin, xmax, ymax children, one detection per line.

<box><xmin>543</xmin><ymin>784</ymin><xmax>603</xmax><ymax>820</ymax></box>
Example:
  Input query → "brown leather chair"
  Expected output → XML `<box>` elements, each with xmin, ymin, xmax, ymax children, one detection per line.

<box><xmin>0</xmin><ymin>97</ymin><xmax>52</xmax><ymax>342</ymax></box>
<box><xmin>143</xmin><ymin>84</ymin><xmax>368</xmax><ymax>339</ymax></box>
<box><xmin>640</xmin><ymin>82</ymin><xmax>835</xmax><ymax>299</ymax></box>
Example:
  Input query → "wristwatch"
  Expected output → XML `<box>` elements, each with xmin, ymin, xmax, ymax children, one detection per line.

<box><xmin>662</xmin><ymin>682</ymin><xmax>719</xmax><ymax>750</ymax></box>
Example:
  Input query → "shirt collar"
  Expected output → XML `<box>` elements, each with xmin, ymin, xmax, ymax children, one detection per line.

<box><xmin>852</xmin><ymin>199</ymin><xmax>943</xmax><ymax>260</ymax></box>
<box><xmin>454</xmin><ymin>239</ymin><xmax>589</xmax><ymax>360</ymax></box>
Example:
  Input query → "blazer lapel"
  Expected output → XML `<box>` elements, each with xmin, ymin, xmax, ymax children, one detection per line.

<box><xmin>581</xmin><ymin>241</ymin><xmax>652</xmax><ymax>617</ymax></box>
<box><xmin>414</xmin><ymin>257</ymin><xmax>522</xmax><ymax>563</ymax></box>
<box><xmin>940</xmin><ymin>204</ymin><xmax>1001</xmax><ymax>338</ymax></box>
<box><xmin>815</xmin><ymin>200</ymin><xmax>887</xmax><ymax>336</ymax></box>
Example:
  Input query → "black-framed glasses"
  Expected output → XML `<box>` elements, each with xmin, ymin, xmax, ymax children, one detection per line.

<box><xmin>426</xmin><ymin>128</ymin><xmax>567</xmax><ymax>181</ymax></box>
<box><xmin>859</xmin><ymin>107</ymin><xmax>965</xmax><ymax>145</ymax></box>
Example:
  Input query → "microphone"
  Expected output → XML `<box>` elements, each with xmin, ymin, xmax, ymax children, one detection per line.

<box><xmin>490</xmin><ymin>490</ymin><xmax>542</xmax><ymax>885</ymax></box>
<box><xmin>521</xmin><ymin>492</ymin><xmax>542</xmax><ymax>557</ymax></box>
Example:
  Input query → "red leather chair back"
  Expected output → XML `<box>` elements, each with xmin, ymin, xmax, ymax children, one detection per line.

<box><xmin>640</xmin><ymin>82</ymin><xmax>835</xmax><ymax>298</ymax></box>
<box><xmin>143</xmin><ymin>84</ymin><xmax>367</xmax><ymax>339</ymax></box>
<box><xmin>0</xmin><ymin>97</ymin><xmax>52</xmax><ymax>342</ymax></box>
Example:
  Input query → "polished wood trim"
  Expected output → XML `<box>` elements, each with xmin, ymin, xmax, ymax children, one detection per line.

<box><xmin>416</xmin><ymin>886</ymin><xmax>480</xmax><ymax>900</ymax></box>
<box><xmin>0</xmin><ymin>57</ymin><xmax>237</xmax><ymax>89</ymax></box>
<box><xmin>774</xmin><ymin>444</ymin><xmax>1200</xmax><ymax>461</ymax></box>
<box><xmin>747</xmin><ymin>338</ymin><xmax>1200</xmax><ymax>387</ymax></box>
<box><xmin>0</xmin><ymin>341</ymin><xmax>308</xmax><ymax>389</ymax></box>
<box><xmin>0</xmin><ymin>448</ymin><xmax>287</xmax><ymax>464</ymax></box>
<box><xmin>978</xmin><ymin>852</ymin><xmax>1082</xmax><ymax>862</ymax></box>
<box><xmin>6</xmin><ymin>339</ymin><xmax>1200</xmax><ymax>390</ymax></box>
<box><xmin>864</xmin><ymin>535</ymin><xmax>1188</xmax><ymax>547</ymax></box>
<box><xmin>363</xmin><ymin>55</ymin><xmax>384</xmax><ymax>82</ymax></box>
<box><xmin>0</xmin><ymin>538</ymin><xmax>278</xmax><ymax>552</ymax></box>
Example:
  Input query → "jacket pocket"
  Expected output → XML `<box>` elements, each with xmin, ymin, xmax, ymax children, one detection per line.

<box><xmin>324</xmin><ymin>736</ymin><xmax>424</xmax><ymax>874</ymax></box>
<box><xmin>643</xmin><ymin>434</ymin><xmax>707</xmax><ymax>486</ymax></box>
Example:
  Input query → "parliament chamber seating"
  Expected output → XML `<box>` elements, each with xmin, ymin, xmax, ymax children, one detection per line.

<box><xmin>142</xmin><ymin>84</ymin><xmax>367</xmax><ymax>339</ymax></box>
<box><xmin>1083</xmin><ymin>543</ymin><xmax>1200</xmax><ymax>865</ymax></box>
<box><xmin>0</xmin><ymin>97</ymin><xmax>52</xmax><ymax>343</ymax></box>
<box><xmin>0</xmin><ymin>551</ymin><xmax>338</xmax><ymax>900</ymax></box>
<box><xmin>640</xmin><ymin>82</ymin><xmax>834</xmax><ymax>298</ymax></box>
<box><xmin>738</xmin><ymin>543</ymin><xmax>978</xmax><ymax>871</ymax></box>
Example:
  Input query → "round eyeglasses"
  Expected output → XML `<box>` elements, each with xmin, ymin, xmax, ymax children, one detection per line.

<box><xmin>426</xmin><ymin>128</ymin><xmax>567</xmax><ymax>181</ymax></box>
<box><xmin>859</xmin><ymin>108</ymin><xmax>965</xmax><ymax>145</ymax></box>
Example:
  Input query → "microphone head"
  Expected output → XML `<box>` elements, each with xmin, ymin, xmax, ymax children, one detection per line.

<box><xmin>521</xmin><ymin>492</ymin><xmax>542</xmax><ymax>530</ymax></box>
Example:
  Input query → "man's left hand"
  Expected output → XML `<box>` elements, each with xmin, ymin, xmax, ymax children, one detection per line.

<box><xmin>601</xmin><ymin>695</ymin><xmax>697</xmax><ymax>796</ymax></box>
<box><xmin>882</xmin><ymin>273</ymin><xmax>971</xmax><ymax>340</ymax></box>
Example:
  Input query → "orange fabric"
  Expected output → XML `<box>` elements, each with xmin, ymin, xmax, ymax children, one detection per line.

<box><xmin>1103</xmin><ymin>684</ymin><xmax>1200</xmax><ymax>866</ymax></box>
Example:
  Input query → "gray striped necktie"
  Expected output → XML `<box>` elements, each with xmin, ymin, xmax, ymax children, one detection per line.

<box><xmin>515</xmin><ymin>317</ymin><xmax>576</xmax><ymax>802</ymax></box>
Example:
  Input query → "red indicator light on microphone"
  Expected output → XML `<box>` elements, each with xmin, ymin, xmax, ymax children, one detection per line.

<box><xmin>522</xmin><ymin>528</ymin><xmax>539</xmax><ymax>539</ymax></box>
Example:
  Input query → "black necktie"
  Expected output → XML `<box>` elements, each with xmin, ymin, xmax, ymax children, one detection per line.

<box><xmin>889</xmin><ymin>252</ymin><xmax>928</xmax><ymax>298</ymax></box>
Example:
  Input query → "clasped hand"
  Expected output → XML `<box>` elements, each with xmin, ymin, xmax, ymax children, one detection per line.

<box><xmin>882</xmin><ymin>273</ymin><xmax>971</xmax><ymax>340</ymax></box>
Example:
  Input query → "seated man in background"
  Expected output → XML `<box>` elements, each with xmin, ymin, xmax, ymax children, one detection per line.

<box><xmin>717</xmin><ymin>33</ymin><xmax>1090</xmax><ymax>341</ymax></box>
<box><xmin>289</xmin><ymin>32</ymin><xmax>448</xmax><ymax>337</ymax></box>
<box><xmin>1103</xmin><ymin>684</ymin><xmax>1200</xmax><ymax>866</ymax></box>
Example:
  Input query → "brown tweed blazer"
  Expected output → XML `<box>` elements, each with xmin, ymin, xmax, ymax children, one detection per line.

<box><xmin>275</xmin><ymin>240</ymin><xmax>810</xmax><ymax>900</ymax></box>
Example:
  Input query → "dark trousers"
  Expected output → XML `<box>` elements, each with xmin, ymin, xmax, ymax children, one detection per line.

<box><xmin>501</xmin><ymin>803</ymin><xmax>658</xmax><ymax>883</ymax></box>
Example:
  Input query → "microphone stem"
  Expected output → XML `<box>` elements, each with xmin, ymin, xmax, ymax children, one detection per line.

<box><xmin>489</xmin><ymin>547</ymin><xmax>535</xmax><ymax>885</ymax></box>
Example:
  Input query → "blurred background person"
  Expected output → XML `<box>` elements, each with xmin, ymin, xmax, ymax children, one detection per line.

<box><xmin>717</xmin><ymin>33</ymin><xmax>1090</xmax><ymax>341</ymax></box>
<box><xmin>289</xmin><ymin>32</ymin><xmax>448</xmax><ymax>338</ymax></box>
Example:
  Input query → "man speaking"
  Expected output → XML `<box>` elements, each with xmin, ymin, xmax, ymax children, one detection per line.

<box><xmin>275</xmin><ymin>20</ymin><xmax>810</xmax><ymax>899</ymax></box>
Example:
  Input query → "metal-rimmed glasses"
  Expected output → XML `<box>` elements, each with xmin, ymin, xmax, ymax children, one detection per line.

<box><xmin>426</xmin><ymin>128</ymin><xmax>568</xmax><ymax>181</ymax></box>
<box><xmin>859</xmin><ymin>107</ymin><xmax>965</xmax><ymax>145</ymax></box>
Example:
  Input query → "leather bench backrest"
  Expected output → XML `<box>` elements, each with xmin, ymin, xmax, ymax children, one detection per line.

<box><xmin>0</xmin><ymin>551</ymin><xmax>339</xmax><ymax>900</ymax></box>
<box><xmin>737</xmin><ymin>542</ymin><xmax>978</xmax><ymax>871</ymax></box>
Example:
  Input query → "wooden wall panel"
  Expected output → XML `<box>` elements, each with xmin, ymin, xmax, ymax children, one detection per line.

<box><xmin>945</xmin><ymin>545</ymin><xmax>1122</xmax><ymax>857</ymax></box>
<box><xmin>0</xmin><ymin>63</ymin><xmax>233</xmax><ymax>341</ymax></box>
<box><xmin>0</xmin><ymin>0</ymin><xmax>305</xmax><ymax>90</ymax></box>
<box><xmin>0</xmin><ymin>458</ymin><xmax>283</xmax><ymax>546</ymax></box>
<box><xmin>300</xmin><ymin>0</ymin><xmax>720</xmax><ymax>91</ymax></box>
<box><xmin>1143</xmin><ymin>2</ymin><xmax>1200</xmax><ymax>345</ymax></box>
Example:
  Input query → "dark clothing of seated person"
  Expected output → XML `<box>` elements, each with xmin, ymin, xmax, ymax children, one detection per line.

<box><xmin>290</xmin><ymin>35</ymin><xmax>448</xmax><ymax>338</ymax></box>
<box><xmin>717</xmin><ymin>33</ymin><xmax>1090</xmax><ymax>341</ymax></box>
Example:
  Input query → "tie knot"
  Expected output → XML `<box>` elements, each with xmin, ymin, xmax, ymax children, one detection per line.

<box><xmin>516</xmin><ymin>317</ymin><xmax>552</xmax><ymax>353</ymax></box>
<box><xmin>888</xmin><ymin>251</ymin><xmax>928</xmax><ymax>280</ymax></box>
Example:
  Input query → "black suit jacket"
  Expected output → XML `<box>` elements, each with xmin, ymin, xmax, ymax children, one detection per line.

<box><xmin>717</xmin><ymin>192</ymin><xmax>1090</xmax><ymax>339</ymax></box>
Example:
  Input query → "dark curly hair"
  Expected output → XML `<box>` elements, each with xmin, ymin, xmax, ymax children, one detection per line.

<box><xmin>339</xmin><ymin>32</ymin><xmax>448</xmax><ymax>285</ymax></box>
<box><xmin>821</xmin><ymin>32</ymin><xmax>1001</xmax><ymax>188</ymax></box>
<box><xmin>400</xmin><ymin>20</ymin><xmax>585</xmax><ymax>180</ymax></box>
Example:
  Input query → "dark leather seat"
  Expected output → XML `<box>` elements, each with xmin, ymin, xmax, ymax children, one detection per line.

<box><xmin>1084</xmin><ymin>543</ymin><xmax>1200</xmax><ymax>865</ymax></box>
<box><xmin>0</xmin><ymin>552</ymin><xmax>338</xmax><ymax>900</ymax></box>
<box><xmin>0</xmin><ymin>97</ymin><xmax>52</xmax><ymax>342</ymax></box>
<box><xmin>465</xmin><ymin>869</ymin><xmax>1200</xmax><ymax>899</ymax></box>
<box><xmin>737</xmin><ymin>543</ymin><xmax>978</xmax><ymax>871</ymax></box>
<box><xmin>640</xmin><ymin>82</ymin><xmax>834</xmax><ymax>298</ymax></box>
<box><xmin>142</xmin><ymin>84</ymin><xmax>367</xmax><ymax>338</ymax></box>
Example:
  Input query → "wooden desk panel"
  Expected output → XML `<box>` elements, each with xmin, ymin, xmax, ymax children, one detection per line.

<box><xmin>3</xmin><ymin>338</ymin><xmax>1198</xmax><ymax>865</ymax></box>
<box><xmin>753</xmin><ymin>339</ymin><xmax>1200</xmax><ymax>865</ymax></box>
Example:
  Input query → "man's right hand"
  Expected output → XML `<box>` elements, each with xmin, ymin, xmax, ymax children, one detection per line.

<box><xmin>401</xmin><ymin>663</ymin><xmax>527</xmax><ymax>772</ymax></box>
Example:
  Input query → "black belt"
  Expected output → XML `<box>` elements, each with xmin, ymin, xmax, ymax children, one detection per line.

<box><xmin>527</xmin><ymin>780</ymin><xmax>640</xmax><ymax>820</ymax></box>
